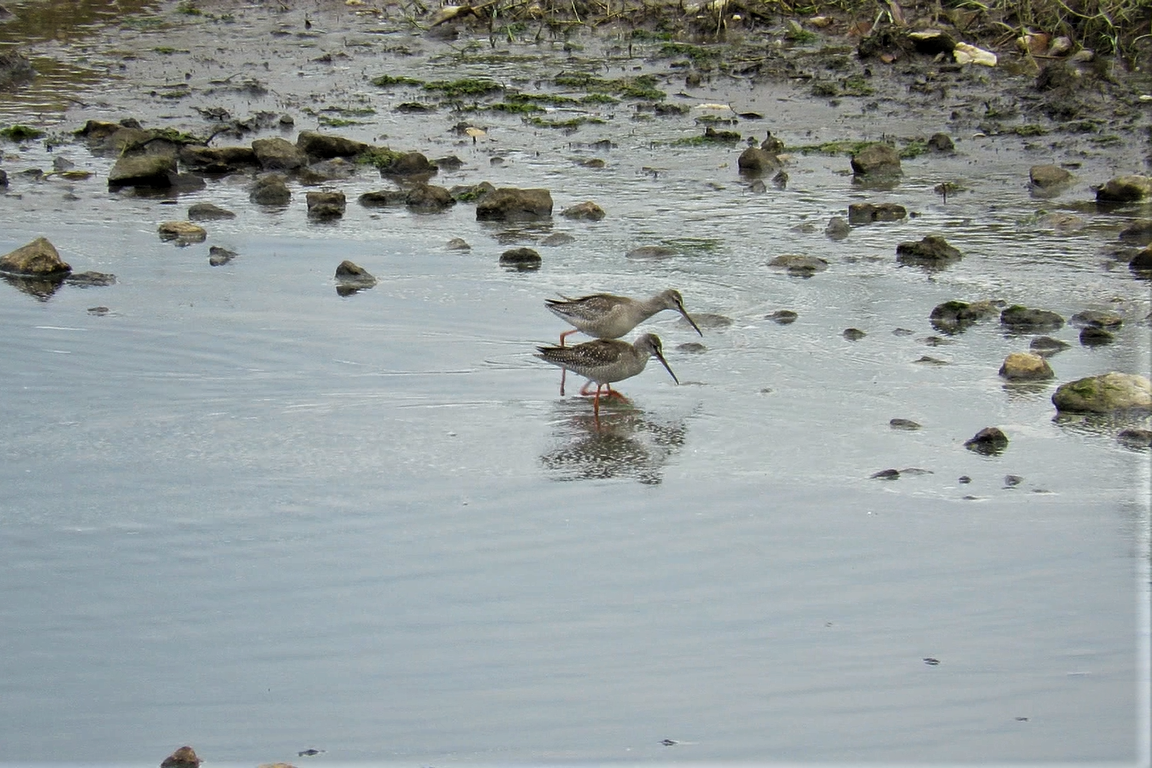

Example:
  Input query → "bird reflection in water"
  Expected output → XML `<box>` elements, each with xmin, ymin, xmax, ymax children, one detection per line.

<box><xmin>539</xmin><ymin>399</ymin><xmax>688</xmax><ymax>485</ymax></box>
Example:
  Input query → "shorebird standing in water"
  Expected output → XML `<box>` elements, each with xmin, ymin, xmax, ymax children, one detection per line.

<box><xmin>545</xmin><ymin>289</ymin><xmax>703</xmax><ymax>345</ymax></box>
<box><xmin>535</xmin><ymin>333</ymin><xmax>679</xmax><ymax>424</ymax></box>
<box><xmin>544</xmin><ymin>289</ymin><xmax>701</xmax><ymax>393</ymax></box>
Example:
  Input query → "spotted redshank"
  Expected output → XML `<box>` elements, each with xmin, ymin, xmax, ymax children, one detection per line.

<box><xmin>545</xmin><ymin>289</ymin><xmax>703</xmax><ymax>345</ymax></box>
<box><xmin>545</xmin><ymin>289</ymin><xmax>700</xmax><ymax>394</ymax></box>
<box><xmin>535</xmin><ymin>333</ymin><xmax>679</xmax><ymax>422</ymax></box>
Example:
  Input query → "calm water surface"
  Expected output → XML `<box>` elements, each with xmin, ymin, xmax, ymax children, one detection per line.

<box><xmin>1</xmin><ymin>1</ymin><xmax>1149</xmax><ymax>764</ymax></box>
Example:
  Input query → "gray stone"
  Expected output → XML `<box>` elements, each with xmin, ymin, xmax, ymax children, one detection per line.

<box><xmin>737</xmin><ymin>147</ymin><xmax>782</xmax><ymax>175</ymax></box>
<box><xmin>848</xmin><ymin>202</ymin><xmax>907</xmax><ymax>224</ymax></box>
<box><xmin>178</xmin><ymin>145</ymin><xmax>258</xmax><ymax>173</ymax></box>
<box><xmin>334</xmin><ymin>260</ymin><xmax>377</xmax><ymax>291</ymax></box>
<box><xmin>929</xmin><ymin>299</ymin><xmax>999</xmax><ymax>333</ymax></box>
<box><xmin>965</xmin><ymin>427</ymin><xmax>1009</xmax><ymax>455</ymax></box>
<box><xmin>1000</xmin><ymin>305</ymin><xmax>1065</xmax><ymax>332</ymax></box>
<box><xmin>1052</xmin><ymin>372</ymin><xmax>1152</xmax><ymax>412</ymax></box>
<box><xmin>108</xmin><ymin>153</ymin><xmax>176</xmax><ymax>188</ymax></box>
<box><xmin>296</xmin><ymin>130</ymin><xmax>369</xmax><ymax>159</ymax></box>
<box><xmin>896</xmin><ymin>235</ymin><xmax>962</xmax><ymax>266</ymax></box>
<box><xmin>561</xmin><ymin>201</ymin><xmax>605</xmax><ymax>221</ymax></box>
<box><xmin>999</xmin><ymin>352</ymin><xmax>1054</xmax><ymax>380</ymax></box>
<box><xmin>250</xmin><ymin>173</ymin><xmax>291</xmax><ymax>205</ymax></box>
<box><xmin>306</xmin><ymin>190</ymin><xmax>347</xmax><ymax>219</ymax></box>
<box><xmin>824</xmin><ymin>216</ymin><xmax>850</xmax><ymax>240</ymax></box>
<box><xmin>188</xmin><ymin>202</ymin><xmax>237</xmax><ymax>221</ymax></box>
<box><xmin>252</xmin><ymin>137</ymin><xmax>307</xmax><ymax>170</ymax></box>
<box><xmin>0</xmin><ymin>237</ymin><xmax>71</xmax><ymax>276</ymax></box>
<box><xmin>768</xmin><ymin>254</ymin><xmax>829</xmax><ymax>275</ymax></box>
<box><xmin>1029</xmin><ymin>164</ymin><xmax>1072</xmax><ymax>188</ymax></box>
<box><xmin>1096</xmin><ymin>175</ymin><xmax>1152</xmax><ymax>203</ymax></box>
<box><xmin>405</xmin><ymin>183</ymin><xmax>455</xmax><ymax>212</ymax></box>
<box><xmin>476</xmin><ymin>188</ymin><xmax>553</xmax><ymax>221</ymax></box>
<box><xmin>499</xmin><ymin>247</ymin><xmax>542</xmax><ymax>270</ymax></box>
<box><xmin>157</xmin><ymin>221</ymin><xmax>207</xmax><ymax>242</ymax></box>
<box><xmin>1070</xmin><ymin>309</ymin><xmax>1122</xmax><ymax>328</ymax></box>
<box><xmin>850</xmin><ymin>143</ymin><xmax>902</xmax><ymax>176</ymax></box>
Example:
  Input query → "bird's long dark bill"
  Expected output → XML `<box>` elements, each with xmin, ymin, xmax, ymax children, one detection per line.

<box><xmin>654</xmin><ymin>350</ymin><xmax>679</xmax><ymax>384</ymax></box>
<box><xmin>680</xmin><ymin>309</ymin><xmax>704</xmax><ymax>337</ymax></box>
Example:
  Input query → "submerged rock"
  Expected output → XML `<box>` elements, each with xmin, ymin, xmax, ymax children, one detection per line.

<box><xmin>1118</xmin><ymin>220</ymin><xmax>1152</xmax><ymax>245</ymax></box>
<box><xmin>188</xmin><ymin>202</ymin><xmax>236</xmax><ymax>221</ymax></box>
<box><xmin>626</xmin><ymin>244</ymin><xmax>677</xmax><ymax>260</ymax></box>
<box><xmin>476</xmin><ymin>188</ymin><xmax>553</xmax><ymax>221</ymax></box>
<box><xmin>1117</xmin><ymin>429</ymin><xmax>1152</xmax><ymax>448</ymax></box>
<box><xmin>561</xmin><ymin>201</ymin><xmax>606</xmax><ymax>220</ymax></box>
<box><xmin>926</xmin><ymin>132</ymin><xmax>954</xmax><ymax>152</ymax></box>
<box><xmin>768</xmin><ymin>254</ymin><xmax>829</xmax><ymax>275</ymax></box>
<box><xmin>1052</xmin><ymin>372</ymin><xmax>1152</xmax><ymax>412</ymax></box>
<box><xmin>842</xmin><ymin>328</ymin><xmax>866</xmax><ymax>341</ymax></box>
<box><xmin>1000</xmin><ymin>305</ymin><xmax>1065</xmax><ymax>332</ymax></box>
<box><xmin>378</xmin><ymin>151</ymin><xmax>437</xmax><ymax>177</ymax></box>
<box><xmin>824</xmin><ymin>216</ymin><xmax>850</xmax><ymax>240</ymax></box>
<box><xmin>65</xmin><ymin>271</ymin><xmax>116</xmax><ymax>287</ymax></box>
<box><xmin>252</xmin><ymin>137</ymin><xmax>307</xmax><ymax>171</ymax></box>
<box><xmin>0</xmin><ymin>237</ymin><xmax>71</xmax><ymax>276</ymax></box>
<box><xmin>1130</xmin><ymin>246</ymin><xmax>1152</xmax><ymax>275</ymax></box>
<box><xmin>499</xmin><ymin>247</ymin><xmax>542</xmax><ymax>270</ymax></box>
<box><xmin>965</xmin><ymin>427</ymin><xmax>1009</xmax><ymax>455</ymax></box>
<box><xmin>306</xmin><ymin>190</ymin><xmax>346</xmax><ymax>219</ymax></box>
<box><xmin>161</xmin><ymin>746</ymin><xmax>202</xmax><ymax>768</ymax></box>
<box><xmin>334</xmin><ymin>260</ymin><xmax>376</xmax><ymax>293</ymax></box>
<box><xmin>0</xmin><ymin>48</ymin><xmax>35</xmax><ymax>88</ymax></box>
<box><xmin>158</xmin><ymin>221</ymin><xmax>207</xmax><ymax>243</ymax></box>
<box><xmin>1029</xmin><ymin>164</ymin><xmax>1072</xmax><ymax>189</ymax></box>
<box><xmin>296</xmin><ymin>130</ymin><xmax>369</xmax><ymax>159</ymax></box>
<box><xmin>1079</xmin><ymin>326</ymin><xmax>1115</xmax><ymax>346</ymax></box>
<box><xmin>405</xmin><ymin>183</ymin><xmax>455</xmax><ymax>212</ymax></box>
<box><xmin>999</xmin><ymin>352</ymin><xmax>1054</xmax><ymax>380</ymax></box>
<box><xmin>1030</xmin><ymin>335</ymin><xmax>1071</xmax><ymax>355</ymax></box>
<box><xmin>767</xmin><ymin>309</ymin><xmax>798</xmax><ymax>324</ymax></box>
<box><xmin>848</xmin><ymin>202</ymin><xmax>906</xmax><ymax>224</ymax></box>
<box><xmin>850</xmin><ymin>143</ymin><xmax>902</xmax><ymax>177</ymax></box>
<box><xmin>358</xmin><ymin>189</ymin><xmax>406</xmax><ymax>207</ymax></box>
<box><xmin>737</xmin><ymin>146</ymin><xmax>782</xmax><ymax>175</ymax></box>
<box><xmin>178</xmin><ymin>145</ymin><xmax>258</xmax><ymax>173</ymax></box>
<box><xmin>209</xmin><ymin>246</ymin><xmax>237</xmax><ymax>266</ymax></box>
<box><xmin>250</xmin><ymin>173</ymin><xmax>291</xmax><ymax>205</ymax></box>
<box><xmin>445</xmin><ymin>237</ymin><xmax>471</xmax><ymax>251</ymax></box>
<box><xmin>108</xmin><ymin>153</ymin><xmax>176</xmax><ymax>188</ymax></box>
<box><xmin>890</xmin><ymin>418</ymin><xmax>921</xmax><ymax>430</ymax></box>
<box><xmin>929</xmin><ymin>299</ymin><xmax>999</xmax><ymax>334</ymax></box>
<box><xmin>541</xmin><ymin>232</ymin><xmax>575</xmax><ymax>246</ymax></box>
<box><xmin>896</xmin><ymin>235</ymin><xmax>962</xmax><ymax>266</ymax></box>
<box><xmin>1096</xmin><ymin>175</ymin><xmax>1152</xmax><ymax>203</ymax></box>
<box><xmin>1070</xmin><ymin>309</ymin><xmax>1122</xmax><ymax>328</ymax></box>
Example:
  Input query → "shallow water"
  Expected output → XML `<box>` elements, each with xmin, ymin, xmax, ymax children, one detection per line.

<box><xmin>1</xmin><ymin>1</ymin><xmax>1150</xmax><ymax>765</ymax></box>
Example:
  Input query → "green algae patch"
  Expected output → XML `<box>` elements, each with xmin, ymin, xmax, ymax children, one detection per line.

<box><xmin>371</xmin><ymin>74</ymin><xmax>424</xmax><ymax>88</ymax></box>
<box><xmin>357</xmin><ymin>147</ymin><xmax>405</xmax><ymax>169</ymax></box>
<box><xmin>553</xmin><ymin>72</ymin><xmax>665</xmax><ymax>101</ymax></box>
<box><xmin>0</xmin><ymin>125</ymin><xmax>45</xmax><ymax>142</ymax></box>
<box><xmin>423</xmin><ymin>78</ymin><xmax>504</xmax><ymax>97</ymax></box>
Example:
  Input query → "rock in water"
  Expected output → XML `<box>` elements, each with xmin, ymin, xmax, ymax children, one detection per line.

<box><xmin>965</xmin><ymin>427</ymin><xmax>1009</xmax><ymax>455</ymax></box>
<box><xmin>1052</xmin><ymin>373</ymin><xmax>1152</xmax><ymax>412</ymax></box>
<box><xmin>999</xmin><ymin>352</ymin><xmax>1054</xmax><ymax>380</ymax></box>
<box><xmin>0</xmin><ymin>237</ymin><xmax>71</xmax><ymax>276</ymax></box>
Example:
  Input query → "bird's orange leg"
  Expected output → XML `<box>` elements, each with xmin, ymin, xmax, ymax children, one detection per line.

<box><xmin>602</xmin><ymin>384</ymin><xmax>630</xmax><ymax>402</ymax></box>
<box><xmin>559</xmin><ymin>329</ymin><xmax>578</xmax><ymax>347</ymax></box>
